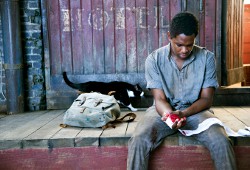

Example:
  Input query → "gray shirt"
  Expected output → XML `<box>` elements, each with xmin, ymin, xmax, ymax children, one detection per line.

<box><xmin>145</xmin><ymin>43</ymin><xmax>219</xmax><ymax>110</ymax></box>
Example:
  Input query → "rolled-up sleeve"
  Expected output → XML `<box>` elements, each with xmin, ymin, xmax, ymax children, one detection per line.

<box><xmin>145</xmin><ymin>53</ymin><xmax>162</xmax><ymax>89</ymax></box>
<box><xmin>202</xmin><ymin>52</ymin><xmax>219</xmax><ymax>89</ymax></box>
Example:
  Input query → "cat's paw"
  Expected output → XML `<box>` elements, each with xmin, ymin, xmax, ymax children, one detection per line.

<box><xmin>130</xmin><ymin>108</ymin><xmax>138</xmax><ymax>112</ymax></box>
<box><xmin>127</xmin><ymin>104</ymin><xmax>138</xmax><ymax>112</ymax></box>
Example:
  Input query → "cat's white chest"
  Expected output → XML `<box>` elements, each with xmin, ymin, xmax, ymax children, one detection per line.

<box><xmin>127</xmin><ymin>90</ymin><xmax>135</xmax><ymax>97</ymax></box>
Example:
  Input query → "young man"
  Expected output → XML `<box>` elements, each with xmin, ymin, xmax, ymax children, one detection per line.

<box><xmin>127</xmin><ymin>12</ymin><xmax>237</xmax><ymax>170</ymax></box>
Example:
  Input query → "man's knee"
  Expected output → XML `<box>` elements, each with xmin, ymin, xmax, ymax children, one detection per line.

<box><xmin>129</xmin><ymin>132</ymin><xmax>149</xmax><ymax>147</ymax></box>
<box><xmin>203</xmin><ymin>125</ymin><xmax>233</xmax><ymax>150</ymax></box>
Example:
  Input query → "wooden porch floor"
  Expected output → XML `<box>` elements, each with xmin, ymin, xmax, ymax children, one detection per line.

<box><xmin>0</xmin><ymin>106</ymin><xmax>250</xmax><ymax>150</ymax></box>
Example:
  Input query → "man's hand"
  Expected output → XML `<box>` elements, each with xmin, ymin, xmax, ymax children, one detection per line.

<box><xmin>171</xmin><ymin>116</ymin><xmax>186</xmax><ymax>129</ymax></box>
<box><xmin>161</xmin><ymin>111</ymin><xmax>186</xmax><ymax>129</ymax></box>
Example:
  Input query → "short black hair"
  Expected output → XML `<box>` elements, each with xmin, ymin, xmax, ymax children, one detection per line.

<box><xmin>169</xmin><ymin>12</ymin><xmax>199</xmax><ymax>38</ymax></box>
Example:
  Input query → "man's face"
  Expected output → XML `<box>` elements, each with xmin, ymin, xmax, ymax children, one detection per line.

<box><xmin>168</xmin><ymin>32</ymin><xmax>196</xmax><ymax>60</ymax></box>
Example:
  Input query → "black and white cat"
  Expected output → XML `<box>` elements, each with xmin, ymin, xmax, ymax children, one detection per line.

<box><xmin>63</xmin><ymin>72</ymin><xmax>144</xmax><ymax>111</ymax></box>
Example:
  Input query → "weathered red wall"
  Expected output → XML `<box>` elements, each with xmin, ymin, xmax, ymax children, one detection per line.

<box><xmin>0</xmin><ymin>146</ymin><xmax>250</xmax><ymax>170</ymax></box>
<box><xmin>243</xmin><ymin>4</ymin><xmax>250</xmax><ymax>64</ymax></box>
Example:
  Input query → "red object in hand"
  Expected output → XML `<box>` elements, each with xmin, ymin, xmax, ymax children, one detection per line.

<box><xmin>165</xmin><ymin>114</ymin><xmax>186</xmax><ymax>129</ymax></box>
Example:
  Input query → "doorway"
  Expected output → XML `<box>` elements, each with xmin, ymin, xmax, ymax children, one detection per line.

<box><xmin>241</xmin><ymin>0</ymin><xmax>250</xmax><ymax>86</ymax></box>
<box><xmin>226</xmin><ymin>0</ymin><xmax>250</xmax><ymax>88</ymax></box>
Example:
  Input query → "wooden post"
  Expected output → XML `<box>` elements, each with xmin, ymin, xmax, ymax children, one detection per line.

<box><xmin>0</xmin><ymin>0</ymin><xmax>24</xmax><ymax>114</ymax></box>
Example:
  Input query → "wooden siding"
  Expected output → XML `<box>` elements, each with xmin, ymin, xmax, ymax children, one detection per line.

<box><xmin>47</xmin><ymin>0</ymin><xmax>182</xmax><ymax>76</ymax></box>
<box><xmin>45</xmin><ymin>0</ymin><xmax>223</xmax><ymax>76</ymax></box>
<box><xmin>222</xmin><ymin>0</ymin><xmax>244</xmax><ymax>85</ymax></box>
<box><xmin>43</xmin><ymin>0</ymin><xmax>222</xmax><ymax>109</ymax></box>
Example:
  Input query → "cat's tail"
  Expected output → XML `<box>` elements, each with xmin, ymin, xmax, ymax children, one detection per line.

<box><xmin>62</xmin><ymin>72</ymin><xmax>79</xmax><ymax>90</ymax></box>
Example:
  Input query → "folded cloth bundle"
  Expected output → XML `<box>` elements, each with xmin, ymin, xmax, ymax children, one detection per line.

<box><xmin>165</xmin><ymin>114</ymin><xmax>186</xmax><ymax>129</ymax></box>
<box><xmin>167</xmin><ymin>117</ymin><xmax>250</xmax><ymax>137</ymax></box>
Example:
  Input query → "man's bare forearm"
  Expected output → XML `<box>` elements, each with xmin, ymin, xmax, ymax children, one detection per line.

<box><xmin>155</xmin><ymin>98</ymin><xmax>173</xmax><ymax>117</ymax></box>
<box><xmin>181</xmin><ymin>88</ymin><xmax>215</xmax><ymax>118</ymax></box>
<box><xmin>181</xmin><ymin>97</ymin><xmax>213</xmax><ymax>117</ymax></box>
<box><xmin>151</xmin><ymin>89</ymin><xmax>173</xmax><ymax>117</ymax></box>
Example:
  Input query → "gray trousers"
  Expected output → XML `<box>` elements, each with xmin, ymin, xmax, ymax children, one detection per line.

<box><xmin>127</xmin><ymin>106</ymin><xmax>237</xmax><ymax>170</ymax></box>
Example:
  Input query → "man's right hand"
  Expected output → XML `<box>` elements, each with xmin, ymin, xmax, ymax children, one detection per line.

<box><xmin>171</xmin><ymin>116</ymin><xmax>186</xmax><ymax>129</ymax></box>
<box><xmin>161</xmin><ymin>112</ymin><xmax>186</xmax><ymax>129</ymax></box>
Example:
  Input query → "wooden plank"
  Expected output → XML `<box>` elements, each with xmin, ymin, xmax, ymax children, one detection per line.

<box><xmin>227</xmin><ymin>0</ymin><xmax>232</xmax><ymax>70</ymax></box>
<box><xmin>75</xmin><ymin>128</ymin><xmax>103</xmax><ymax>147</ymax></box>
<box><xmin>149</xmin><ymin>146</ymin><xmax>214</xmax><ymax>169</ymax></box>
<box><xmin>48</xmin><ymin>0</ymin><xmax>61</xmax><ymax>75</ymax></box>
<box><xmin>169</xmin><ymin>0</ymin><xmax>181</xmax><ymax>18</ymax></box>
<box><xmin>70</xmin><ymin>0</ymin><xmax>84</xmax><ymax>74</ymax></box>
<box><xmin>227</xmin><ymin>67</ymin><xmax>245</xmax><ymax>85</ymax></box>
<box><xmin>0</xmin><ymin>147</ymin><xmax>129</xmax><ymax>170</ymax></box>
<box><xmin>205</xmin><ymin>0</ymin><xmax>216</xmax><ymax>53</ymax></box>
<box><xmin>198</xmin><ymin>0</ymin><xmax>205</xmax><ymax>47</ymax></box>
<box><xmin>186</xmin><ymin>0</ymin><xmax>200</xmax><ymax>18</ymax></box>
<box><xmin>59</xmin><ymin>0</ymin><xmax>73</xmax><ymax>73</ymax></box>
<box><xmin>147</xmin><ymin>0</ymin><xmax>159</xmax><ymax>55</ymax></box>
<box><xmin>115</xmin><ymin>0</ymin><xmax>127</xmax><ymax>73</ymax></box>
<box><xmin>212</xmin><ymin>107</ymin><xmax>246</xmax><ymax>132</ymax></box>
<box><xmin>158</xmin><ymin>0</ymin><xmax>169</xmax><ymax>47</ymax></box>
<box><xmin>230</xmin><ymin>0</ymin><xmax>234</xmax><ymax>69</ymax></box>
<box><xmin>0</xmin><ymin>110</ymin><xmax>63</xmax><ymax>140</ymax></box>
<box><xmin>240</xmin><ymin>107</ymin><xmax>250</xmax><ymax>126</ymax></box>
<box><xmin>104</xmin><ymin>0</ymin><xmax>115</xmax><ymax>74</ymax></box>
<box><xmin>238</xmin><ymin>0</ymin><xmax>242</xmax><ymax>68</ymax></box>
<box><xmin>241</xmin><ymin>106</ymin><xmax>250</xmax><ymax>113</ymax></box>
<box><xmin>222</xmin><ymin>106</ymin><xmax>250</xmax><ymax>127</ymax></box>
<box><xmin>92</xmin><ymin>0</ymin><xmax>105</xmax><ymax>74</ymax></box>
<box><xmin>22</xmin><ymin>110</ymin><xmax>65</xmax><ymax>148</ymax></box>
<box><xmin>81</xmin><ymin>0</ymin><xmax>94</xmax><ymax>74</ymax></box>
<box><xmin>0</xmin><ymin>140</ymin><xmax>21</xmax><ymax>150</ymax></box>
<box><xmin>0</xmin><ymin>107</ymin><xmax>250</xmax><ymax>150</ymax></box>
<box><xmin>233</xmin><ymin>0</ymin><xmax>238</xmax><ymax>68</ymax></box>
<box><xmin>239</xmin><ymin>1</ymin><xmax>243</xmax><ymax>66</ymax></box>
<box><xmin>126</xmin><ymin>0</ymin><xmax>137</xmax><ymax>73</ymax></box>
<box><xmin>125</xmin><ymin>110</ymin><xmax>145</xmax><ymax>137</ymax></box>
<box><xmin>52</xmin><ymin>72</ymin><xmax>146</xmax><ymax>85</ymax></box>
<box><xmin>0</xmin><ymin>110</ymin><xmax>48</xmax><ymax>135</ymax></box>
<box><xmin>216</xmin><ymin>0</ymin><xmax>222</xmax><ymax>85</ymax></box>
<box><xmin>136</xmin><ymin>0</ymin><xmax>148</xmax><ymax>72</ymax></box>
<box><xmin>1</xmin><ymin>146</ymin><xmax>250</xmax><ymax>169</ymax></box>
<box><xmin>186</xmin><ymin>0</ymin><xmax>200</xmax><ymax>45</ymax></box>
<box><xmin>0</xmin><ymin>110</ymin><xmax>49</xmax><ymax>149</ymax></box>
<box><xmin>100</xmin><ymin>111</ymin><xmax>130</xmax><ymax>146</ymax></box>
<box><xmin>50</xmin><ymin>125</ymin><xmax>83</xmax><ymax>148</ymax></box>
<box><xmin>240</xmin><ymin>106</ymin><xmax>250</xmax><ymax>112</ymax></box>
<box><xmin>42</xmin><ymin>0</ymin><xmax>53</xmax><ymax>105</ymax></box>
<box><xmin>25</xmin><ymin>111</ymin><xmax>65</xmax><ymax>140</ymax></box>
